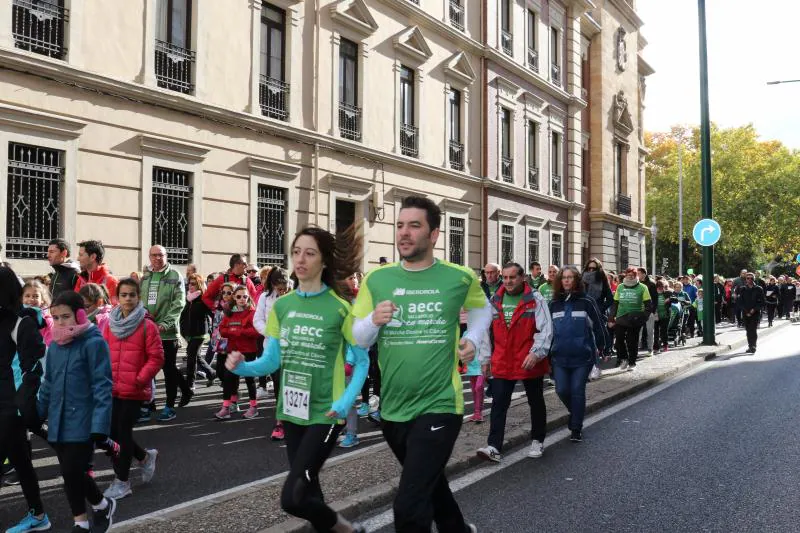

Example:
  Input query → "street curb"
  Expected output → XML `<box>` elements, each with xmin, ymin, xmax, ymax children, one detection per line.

<box><xmin>262</xmin><ymin>321</ymin><xmax>791</xmax><ymax>533</ymax></box>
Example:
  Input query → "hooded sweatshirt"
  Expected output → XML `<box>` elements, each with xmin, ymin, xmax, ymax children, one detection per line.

<box><xmin>50</xmin><ymin>259</ymin><xmax>80</xmax><ymax>300</ymax></box>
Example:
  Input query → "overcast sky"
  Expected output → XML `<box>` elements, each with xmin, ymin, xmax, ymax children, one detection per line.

<box><xmin>638</xmin><ymin>0</ymin><xmax>800</xmax><ymax>148</ymax></box>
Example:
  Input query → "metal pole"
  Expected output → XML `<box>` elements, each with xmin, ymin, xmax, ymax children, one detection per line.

<box><xmin>651</xmin><ymin>215</ymin><xmax>657</xmax><ymax>276</ymax></box>
<box><xmin>698</xmin><ymin>0</ymin><xmax>715</xmax><ymax>346</ymax></box>
<box><xmin>678</xmin><ymin>143</ymin><xmax>683</xmax><ymax>278</ymax></box>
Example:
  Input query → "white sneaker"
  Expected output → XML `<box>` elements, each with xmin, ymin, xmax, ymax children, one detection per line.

<box><xmin>527</xmin><ymin>440</ymin><xmax>544</xmax><ymax>458</ymax></box>
<box><xmin>476</xmin><ymin>446</ymin><xmax>501</xmax><ymax>463</ymax></box>
<box><xmin>140</xmin><ymin>449</ymin><xmax>158</xmax><ymax>484</ymax></box>
<box><xmin>103</xmin><ymin>478</ymin><xmax>132</xmax><ymax>499</ymax></box>
<box><xmin>256</xmin><ymin>387</ymin><xmax>269</xmax><ymax>400</ymax></box>
<box><xmin>619</xmin><ymin>360</ymin><xmax>629</xmax><ymax>371</ymax></box>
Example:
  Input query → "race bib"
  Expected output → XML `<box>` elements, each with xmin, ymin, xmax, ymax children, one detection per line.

<box><xmin>147</xmin><ymin>281</ymin><xmax>159</xmax><ymax>306</ymax></box>
<box><xmin>282</xmin><ymin>370</ymin><xmax>311</xmax><ymax>420</ymax></box>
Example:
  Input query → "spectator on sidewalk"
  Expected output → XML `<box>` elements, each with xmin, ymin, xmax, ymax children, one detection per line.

<box><xmin>47</xmin><ymin>238</ymin><xmax>80</xmax><ymax>300</ymax></box>
<box><xmin>74</xmin><ymin>240</ymin><xmax>119</xmax><ymax>305</ymax></box>
<box><xmin>738</xmin><ymin>272</ymin><xmax>764</xmax><ymax>353</ymax></box>
<box><xmin>140</xmin><ymin>246</ymin><xmax>189</xmax><ymax>422</ymax></box>
<box><xmin>481</xmin><ymin>262</ymin><xmax>502</xmax><ymax>298</ymax></box>
<box><xmin>477</xmin><ymin>262</ymin><xmax>553</xmax><ymax>463</ymax></box>
<box><xmin>548</xmin><ymin>265</ymin><xmax>610</xmax><ymax>443</ymax></box>
<box><xmin>713</xmin><ymin>275</ymin><xmax>725</xmax><ymax>324</ymax></box>
<box><xmin>203</xmin><ymin>254</ymin><xmax>258</xmax><ymax>309</ymax></box>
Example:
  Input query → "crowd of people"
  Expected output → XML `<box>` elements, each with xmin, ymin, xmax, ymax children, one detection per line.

<box><xmin>1</xmin><ymin>200</ymin><xmax>799</xmax><ymax>533</ymax></box>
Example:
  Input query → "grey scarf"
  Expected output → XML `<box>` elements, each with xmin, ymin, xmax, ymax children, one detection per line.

<box><xmin>108</xmin><ymin>303</ymin><xmax>146</xmax><ymax>340</ymax></box>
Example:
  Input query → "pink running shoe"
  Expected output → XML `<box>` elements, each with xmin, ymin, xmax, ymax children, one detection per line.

<box><xmin>243</xmin><ymin>406</ymin><xmax>259</xmax><ymax>419</ymax></box>
<box><xmin>270</xmin><ymin>424</ymin><xmax>285</xmax><ymax>441</ymax></box>
<box><xmin>214</xmin><ymin>406</ymin><xmax>231</xmax><ymax>420</ymax></box>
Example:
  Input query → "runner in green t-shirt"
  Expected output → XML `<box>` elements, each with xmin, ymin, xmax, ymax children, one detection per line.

<box><xmin>609</xmin><ymin>267</ymin><xmax>653</xmax><ymax>371</ymax></box>
<box><xmin>537</xmin><ymin>264</ymin><xmax>560</xmax><ymax>303</ymax></box>
<box><xmin>352</xmin><ymin>196</ymin><xmax>491</xmax><ymax>532</ymax></box>
<box><xmin>227</xmin><ymin>226</ymin><xmax>368</xmax><ymax>533</ymax></box>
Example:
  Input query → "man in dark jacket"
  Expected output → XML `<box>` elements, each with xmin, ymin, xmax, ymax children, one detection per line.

<box><xmin>713</xmin><ymin>275</ymin><xmax>725</xmax><ymax>324</ymax></box>
<box><xmin>47</xmin><ymin>238</ymin><xmax>80</xmax><ymax>300</ymax></box>
<box><xmin>779</xmin><ymin>276</ymin><xmax>797</xmax><ymax>321</ymax></box>
<box><xmin>738</xmin><ymin>272</ymin><xmax>764</xmax><ymax>353</ymax></box>
<box><xmin>732</xmin><ymin>269</ymin><xmax>748</xmax><ymax>326</ymax></box>
<box><xmin>637</xmin><ymin>268</ymin><xmax>658</xmax><ymax>355</ymax></box>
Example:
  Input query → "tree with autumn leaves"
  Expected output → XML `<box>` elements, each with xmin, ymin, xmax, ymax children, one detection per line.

<box><xmin>646</xmin><ymin>124</ymin><xmax>800</xmax><ymax>277</ymax></box>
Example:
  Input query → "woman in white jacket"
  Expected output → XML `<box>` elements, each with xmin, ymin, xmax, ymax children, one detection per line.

<box><xmin>252</xmin><ymin>267</ymin><xmax>289</xmax><ymax>441</ymax></box>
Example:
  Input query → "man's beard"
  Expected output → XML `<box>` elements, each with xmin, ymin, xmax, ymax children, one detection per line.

<box><xmin>400</xmin><ymin>242</ymin><xmax>429</xmax><ymax>262</ymax></box>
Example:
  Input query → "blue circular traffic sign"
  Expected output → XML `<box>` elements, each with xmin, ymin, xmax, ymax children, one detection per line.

<box><xmin>796</xmin><ymin>253</ymin><xmax>800</xmax><ymax>263</ymax></box>
<box><xmin>693</xmin><ymin>219</ymin><xmax>721</xmax><ymax>247</ymax></box>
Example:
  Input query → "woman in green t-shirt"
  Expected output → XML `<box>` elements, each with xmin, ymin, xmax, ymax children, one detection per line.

<box><xmin>226</xmin><ymin>225</ymin><xmax>368</xmax><ymax>533</ymax></box>
<box><xmin>608</xmin><ymin>267</ymin><xmax>652</xmax><ymax>371</ymax></box>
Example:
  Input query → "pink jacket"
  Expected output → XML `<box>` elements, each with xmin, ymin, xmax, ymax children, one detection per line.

<box><xmin>102</xmin><ymin>316</ymin><xmax>164</xmax><ymax>401</ymax></box>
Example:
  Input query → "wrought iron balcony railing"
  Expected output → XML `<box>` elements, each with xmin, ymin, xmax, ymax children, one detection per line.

<box><xmin>449</xmin><ymin>139</ymin><xmax>464</xmax><ymax>171</ymax></box>
<box><xmin>12</xmin><ymin>0</ymin><xmax>68</xmax><ymax>59</ymax></box>
<box><xmin>617</xmin><ymin>193</ymin><xmax>632</xmax><ymax>216</ymax></box>
<box><xmin>400</xmin><ymin>124</ymin><xmax>419</xmax><ymax>158</ymax></box>
<box><xmin>551</xmin><ymin>63</ymin><xmax>561</xmax><ymax>87</ymax></box>
<box><xmin>259</xmin><ymin>75</ymin><xmax>289</xmax><ymax>121</ymax></box>
<box><xmin>528</xmin><ymin>166</ymin><xmax>539</xmax><ymax>191</ymax></box>
<box><xmin>501</xmin><ymin>31</ymin><xmax>513</xmax><ymax>56</ymax></box>
<box><xmin>155</xmin><ymin>39</ymin><xmax>195</xmax><ymax>94</ymax></box>
<box><xmin>501</xmin><ymin>157</ymin><xmax>513</xmax><ymax>182</ymax></box>
<box><xmin>527</xmin><ymin>47</ymin><xmax>538</xmax><ymax>73</ymax></box>
<box><xmin>339</xmin><ymin>101</ymin><xmax>362</xmax><ymax>142</ymax></box>
<box><xmin>449</xmin><ymin>0</ymin><xmax>465</xmax><ymax>31</ymax></box>
<box><xmin>552</xmin><ymin>174</ymin><xmax>562</xmax><ymax>197</ymax></box>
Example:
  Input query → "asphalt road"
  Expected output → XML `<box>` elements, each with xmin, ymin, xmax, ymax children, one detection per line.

<box><xmin>0</xmin><ymin>358</ymin><xmax>517</xmax><ymax>532</ymax></box>
<box><xmin>365</xmin><ymin>322</ymin><xmax>800</xmax><ymax>532</ymax></box>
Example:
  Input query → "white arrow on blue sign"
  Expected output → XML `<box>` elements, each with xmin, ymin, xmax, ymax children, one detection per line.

<box><xmin>796</xmin><ymin>253</ymin><xmax>800</xmax><ymax>263</ymax></box>
<box><xmin>692</xmin><ymin>219</ymin><xmax>721</xmax><ymax>247</ymax></box>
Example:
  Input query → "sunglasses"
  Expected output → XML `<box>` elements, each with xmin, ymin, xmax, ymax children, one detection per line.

<box><xmin>234</xmin><ymin>295</ymin><xmax>249</xmax><ymax>300</ymax></box>
<box><xmin>247</xmin><ymin>270</ymin><xmax>257</xmax><ymax>273</ymax></box>
<box><xmin>221</xmin><ymin>291</ymin><xmax>233</xmax><ymax>296</ymax></box>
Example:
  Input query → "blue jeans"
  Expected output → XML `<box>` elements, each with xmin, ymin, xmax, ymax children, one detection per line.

<box><xmin>553</xmin><ymin>364</ymin><xmax>593</xmax><ymax>432</ymax></box>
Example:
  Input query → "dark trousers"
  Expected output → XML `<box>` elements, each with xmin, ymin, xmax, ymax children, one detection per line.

<box><xmin>110</xmin><ymin>398</ymin><xmax>147</xmax><ymax>482</ymax></box>
<box><xmin>553</xmin><ymin>364</ymin><xmax>593</xmax><ymax>432</ymax></box>
<box><xmin>361</xmin><ymin>345</ymin><xmax>381</xmax><ymax>404</ymax></box>
<box><xmin>382</xmin><ymin>413</ymin><xmax>467</xmax><ymax>533</ymax></box>
<box><xmin>782</xmin><ymin>299</ymin><xmax>794</xmax><ymax>319</ymax></box>
<box><xmin>766</xmin><ymin>303</ymin><xmax>777</xmax><ymax>325</ymax></box>
<box><xmin>0</xmin><ymin>415</ymin><xmax>44</xmax><ymax>515</ymax></box>
<box><xmin>715</xmin><ymin>302</ymin><xmax>723</xmax><ymax>323</ymax></box>
<box><xmin>654</xmin><ymin>316</ymin><xmax>669</xmax><ymax>349</ymax></box>
<box><xmin>743</xmin><ymin>312</ymin><xmax>759</xmax><ymax>349</ymax></box>
<box><xmin>615</xmin><ymin>324</ymin><xmax>641</xmax><ymax>366</ymax></box>
<box><xmin>281</xmin><ymin>422</ymin><xmax>343</xmax><ymax>532</ymax></box>
<box><xmin>735</xmin><ymin>304</ymin><xmax>743</xmax><ymax>325</ymax></box>
<box><xmin>222</xmin><ymin>352</ymin><xmax>257</xmax><ymax>401</ymax></box>
<box><xmin>53</xmin><ymin>442</ymin><xmax>104</xmax><ymax>516</ymax></box>
<box><xmin>185</xmin><ymin>338</ymin><xmax>215</xmax><ymax>390</ymax></box>
<box><xmin>488</xmin><ymin>377</ymin><xmax>546</xmax><ymax>451</ymax></box>
<box><xmin>162</xmin><ymin>339</ymin><xmax>188</xmax><ymax>408</ymax></box>
<box><xmin>686</xmin><ymin>306</ymin><xmax>697</xmax><ymax>335</ymax></box>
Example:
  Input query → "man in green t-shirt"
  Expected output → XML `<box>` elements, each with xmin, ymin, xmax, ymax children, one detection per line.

<box><xmin>526</xmin><ymin>261</ymin><xmax>545</xmax><ymax>289</ymax></box>
<box><xmin>609</xmin><ymin>267</ymin><xmax>652</xmax><ymax>370</ymax></box>
<box><xmin>352</xmin><ymin>196</ymin><xmax>491</xmax><ymax>533</ymax></box>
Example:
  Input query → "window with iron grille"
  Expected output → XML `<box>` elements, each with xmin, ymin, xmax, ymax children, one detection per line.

<box><xmin>257</xmin><ymin>184</ymin><xmax>287</xmax><ymax>267</ymax></box>
<box><xmin>449</xmin><ymin>0</ymin><xmax>464</xmax><ymax>31</ymax></box>
<box><xmin>528</xmin><ymin>229</ymin><xmax>539</xmax><ymax>267</ymax></box>
<box><xmin>501</xmin><ymin>0</ymin><xmax>512</xmax><ymax>56</ymax></box>
<box><xmin>449</xmin><ymin>88</ymin><xmax>464</xmax><ymax>171</ymax></box>
<box><xmin>155</xmin><ymin>0</ymin><xmax>195</xmax><ymax>94</ymax></box>
<box><xmin>259</xmin><ymin>3</ymin><xmax>288</xmax><ymax>121</ymax></box>
<box><xmin>5</xmin><ymin>142</ymin><xmax>63</xmax><ymax>260</ymax></box>
<box><xmin>620</xmin><ymin>235</ymin><xmax>629</xmax><ymax>270</ymax></box>
<box><xmin>400</xmin><ymin>65</ymin><xmax>418</xmax><ymax>158</ymax></box>
<box><xmin>527</xmin><ymin>9</ymin><xmax>538</xmax><ymax>72</ymax></box>
<box><xmin>501</xmin><ymin>108</ymin><xmax>513</xmax><ymax>182</ymax></box>
<box><xmin>551</xmin><ymin>233</ymin><xmax>562</xmax><ymax>267</ymax></box>
<box><xmin>551</xmin><ymin>130</ymin><xmax>562</xmax><ymax>196</ymax></box>
<box><xmin>449</xmin><ymin>216</ymin><xmax>465</xmax><ymax>265</ymax></box>
<box><xmin>152</xmin><ymin>167</ymin><xmax>192</xmax><ymax>265</ymax></box>
<box><xmin>12</xmin><ymin>0</ymin><xmax>68</xmax><ymax>59</ymax></box>
<box><xmin>550</xmin><ymin>27</ymin><xmax>561</xmax><ymax>86</ymax></box>
<box><xmin>528</xmin><ymin>120</ymin><xmax>539</xmax><ymax>190</ymax></box>
<box><xmin>339</xmin><ymin>38</ymin><xmax>361</xmax><ymax>141</ymax></box>
<box><xmin>501</xmin><ymin>224</ymin><xmax>514</xmax><ymax>265</ymax></box>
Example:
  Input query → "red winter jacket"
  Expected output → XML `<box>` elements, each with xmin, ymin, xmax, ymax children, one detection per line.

<box><xmin>102</xmin><ymin>316</ymin><xmax>165</xmax><ymax>401</ymax></box>
<box><xmin>203</xmin><ymin>271</ymin><xmax>258</xmax><ymax>310</ymax></box>
<box><xmin>75</xmin><ymin>264</ymin><xmax>120</xmax><ymax>305</ymax></box>
<box><xmin>490</xmin><ymin>285</ymin><xmax>550</xmax><ymax>381</ymax></box>
<box><xmin>219</xmin><ymin>308</ymin><xmax>260</xmax><ymax>354</ymax></box>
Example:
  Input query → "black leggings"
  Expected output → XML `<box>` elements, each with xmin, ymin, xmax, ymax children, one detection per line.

<box><xmin>361</xmin><ymin>346</ymin><xmax>381</xmax><ymax>404</ymax></box>
<box><xmin>281</xmin><ymin>422</ymin><xmax>343</xmax><ymax>532</ymax></box>
<box><xmin>162</xmin><ymin>339</ymin><xmax>189</xmax><ymax>409</ymax></box>
<box><xmin>222</xmin><ymin>352</ymin><xmax>257</xmax><ymax>401</ymax></box>
<box><xmin>0</xmin><ymin>415</ymin><xmax>44</xmax><ymax>515</ymax></box>
<box><xmin>185</xmin><ymin>338</ymin><xmax>215</xmax><ymax>389</ymax></box>
<box><xmin>766</xmin><ymin>303</ymin><xmax>777</xmax><ymax>324</ymax></box>
<box><xmin>53</xmin><ymin>442</ymin><xmax>104</xmax><ymax>516</ymax></box>
<box><xmin>110</xmin><ymin>398</ymin><xmax>147</xmax><ymax>482</ymax></box>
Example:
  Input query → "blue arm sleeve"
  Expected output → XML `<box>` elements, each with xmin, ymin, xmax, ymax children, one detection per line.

<box><xmin>89</xmin><ymin>338</ymin><xmax>113</xmax><ymax>437</ymax></box>
<box><xmin>329</xmin><ymin>345</ymin><xmax>369</xmax><ymax>419</ymax></box>
<box><xmin>233</xmin><ymin>336</ymin><xmax>281</xmax><ymax>377</ymax></box>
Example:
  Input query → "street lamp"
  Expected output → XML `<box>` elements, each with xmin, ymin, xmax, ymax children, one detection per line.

<box><xmin>651</xmin><ymin>216</ymin><xmax>657</xmax><ymax>276</ymax></box>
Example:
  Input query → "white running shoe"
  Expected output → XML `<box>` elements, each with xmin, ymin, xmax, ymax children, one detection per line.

<box><xmin>619</xmin><ymin>360</ymin><xmax>629</xmax><ymax>371</ymax></box>
<box><xmin>476</xmin><ymin>446</ymin><xmax>501</xmax><ymax>463</ymax></box>
<box><xmin>528</xmin><ymin>440</ymin><xmax>544</xmax><ymax>458</ymax></box>
<box><xmin>140</xmin><ymin>449</ymin><xmax>158</xmax><ymax>484</ymax></box>
<box><xmin>256</xmin><ymin>387</ymin><xmax>269</xmax><ymax>400</ymax></box>
<box><xmin>103</xmin><ymin>478</ymin><xmax>132</xmax><ymax>500</ymax></box>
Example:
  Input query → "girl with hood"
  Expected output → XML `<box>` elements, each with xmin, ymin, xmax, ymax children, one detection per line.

<box><xmin>38</xmin><ymin>290</ymin><xmax>116</xmax><ymax>533</ymax></box>
<box><xmin>21</xmin><ymin>279</ymin><xmax>54</xmax><ymax>347</ymax></box>
<box><xmin>101</xmin><ymin>278</ymin><xmax>164</xmax><ymax>500</ymax></box>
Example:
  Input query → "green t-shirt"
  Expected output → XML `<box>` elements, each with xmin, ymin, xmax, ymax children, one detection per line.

<box><xmin>693</xmin><ymin>298</ymin><xmax>704</xmax><ymax>320</ymax></box>
<box><xmin>266</xmin><ymin>288</ymin><xmax>354</xmax><ymax>426</ymax></box>
<box><xmin>502</xmin><ymin>292</ymin><xmax>523</xmax><ymax>323</ymax></box>
<box><xmin>352</xmin><ymin>260</ymin><xmax>487</xmax><ymax>422</ymax></box>
<box><xmin>485</xmin><ymin>281</ymin><xmax>501</xmax><ymax>297</ymax></box>
<box><xmin>538</xmin><ymin>282</ymin><xmax>554</xmax><ymax>303</ymax></box>
<box><xmin>656</xmin><ymin>293</ymin><xmax>668</xmax><ymax>319</ymax></box>
<box><xmin>613</xmin><ymin>282</ymin><xmax>651</xmax><ymax>317</ymax></box>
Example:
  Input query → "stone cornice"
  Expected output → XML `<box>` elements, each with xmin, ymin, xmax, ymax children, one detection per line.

<box><xmin>139</xmin><ymin>134</ymin><xmax>209</xmax><ymax>162</ymax></box>
<box><xmin>440</xmin><ymin>197</ymin><xmax>473</xmax><ymax>213</ymax></box>
<box><xmin>483</xmin><ymin>178</ymin><xmax>575</xmax><ymax>210</ymax></box>
<box><xmin>0</xmin><ymin>47</ymin><xmax>482</xmax><ymax>188</ymax></box>
<box><xmin>326</xmin><ymin>174</ymin><xmax>374</xmax><ymax>194</ymax></box>
<box><xmin>608</xmin><ymin>0</ymin><xmax>644</xmax><ymax>29</ymax></box>
<box><xmin>390</xmin><ymin>186</ymin><xmax>426</xmax><ymax>200</ymax></box>
<box><xmin>485</xmin><ymin>48</ymin><xmax>574</xmax><ymax>104</ymax></box>
<box><xmin>248</xmin><ymin>156</ymin><xmax>301</xmax><ymax>180</ymax></box>
<box><xmin>589</xmin><ymin>210</ymin><xmax>645</xmax><ymax>231</ymax></box>
<box><xmin>0</xmin><ymin>102</ymin><xmax>87</xmax><ymax>139</ymax></box>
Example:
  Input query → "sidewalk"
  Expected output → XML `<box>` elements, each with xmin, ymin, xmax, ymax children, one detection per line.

<box><xmin>113</xmin><ymin>320</ymin><xmax>789</xmax><ymax>533</ymax></box>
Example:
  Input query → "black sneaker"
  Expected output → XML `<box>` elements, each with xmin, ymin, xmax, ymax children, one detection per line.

<box><xmin>178</xmin><ymin>388</ymin><xmax>194</xmax><ymax>408</ymax></box>
<box><xmin>1</xmin><ymin>465</ymin><xmax>19</xmax><ymax>486</ymax></box>
<box><xmin>91</xmin><ymin>497</ymin><xmax>116</xmax><ymax>533</ymax></box>
<box><xmin>570</xmin><ymin>430</ymin><xmax>583</xmax><ymax>443</ymax></box>
<box><xmin>745</xmin><ymin>347</ymin><xmax>755</xmax><ymax>354</ymax></box>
